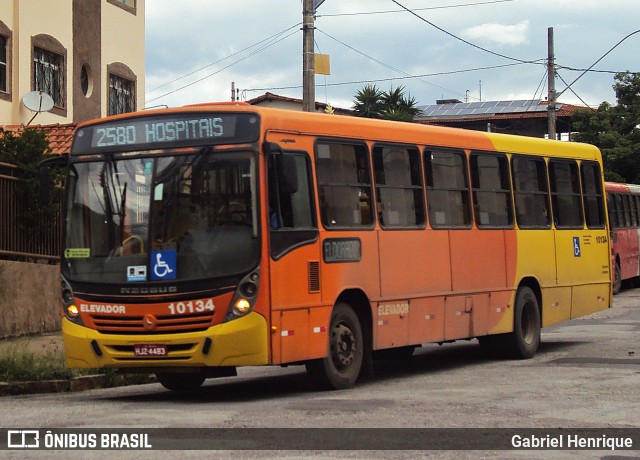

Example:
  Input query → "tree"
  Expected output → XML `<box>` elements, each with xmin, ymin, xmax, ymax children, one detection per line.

<box><xmin>353</xmin><ymin>84</ymin><xmax>384</xmax><ymax>119</ymax></box>
<box><xmin>353</xmin><ymin>84</ymin><xmax>422</xmax><ymax>122</ymax></box>
<box><xmin>572</xmin><ymin>72</ymin><xmax>640</xmax><ymax>183</ymax></box>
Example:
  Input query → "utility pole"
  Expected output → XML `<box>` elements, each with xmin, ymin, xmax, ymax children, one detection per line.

<box><xmin>547</xmin><ymin>27</ymin><xmax>557</xmax><ymax>140</ymax></box>
<box><xmin>302</xmin><ymin>0</ymin><xmax>315</xmax><ymax>112</ymax></box>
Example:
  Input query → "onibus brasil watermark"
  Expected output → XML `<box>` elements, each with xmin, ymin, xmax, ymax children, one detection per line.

<box><xmin>2</xmin><ymin>428</ymin><xmax>638</xmax><ymax>451</ymax></box>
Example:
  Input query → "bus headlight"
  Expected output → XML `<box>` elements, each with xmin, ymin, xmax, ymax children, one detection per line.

<box><xmin>224</xmin><ymin>268</ymin><xmax>260</xmax><ymax>322</ymax></box>
<box><xmin>61</xmin><ymin>277</ymin><xmax>83</xmax><ymax>325</ymax></box>
<box><xmin>66</xmin><ymin>304</ymin><xmax>79</xmax><ymax>318</ymax></box>
<box><xmin>234</xmin><ymin>298</ymin><xmax>251</xmax><ymax>314</ymax></box>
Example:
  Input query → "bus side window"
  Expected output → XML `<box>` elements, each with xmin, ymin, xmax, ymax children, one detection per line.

<box><xmin>580</xmin><ymin>161</ymin><xmax>605</xmax><ymax>229</ymax></box>
<box><xmin>549</xmin><ymin>160</ymin><xmax>583</xmax><ymax>229</ymax></box>
<box><xmin>470</xmin><ymin>152</ymin><xmax>513</xmax><ymax>228</ymax></box>
<box><xmin>424</xmin><ymin>148</ymin><xmax>471</xmax><ymax>228</ymax></box>
<box><xmin>316</xmin><ymin>141</ymin><xmax>373</xmax><ymax>228</ymax></box>
<box><xmin>268</xmin><ymin>152</ymin><xmax>318</xmax><ymax>259</ymax></box>
<box><xmin>373</xmin><ymin>144</ymin><xmax>425</xmax><ymax>228</ymax></box>
<box><xmin>268</xmin><ymin>153</ymin><xmax>315</xmax><ymax>230</ymax></box>
<box><xmin>511</xmin><ymin>156</ymin><xmax>551</xmax><ymax>229</ymax></box>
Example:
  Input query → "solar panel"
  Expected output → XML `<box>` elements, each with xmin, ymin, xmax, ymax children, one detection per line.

<box><xmin>416</xmin><ymin>99</ymin><xmax>549</xmax><ymax>119</ymax></box>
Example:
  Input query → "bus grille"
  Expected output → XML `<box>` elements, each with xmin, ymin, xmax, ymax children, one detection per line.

<box><xmin>89</xmin><ymin>311</ymin><xmax>214</xmax><ymax>335</ymax></box>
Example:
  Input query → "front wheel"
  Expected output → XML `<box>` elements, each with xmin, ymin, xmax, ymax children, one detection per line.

<box><xmin>306</xmin><ymin>303</ymin><xmax>363</xmax><ymax>390</ymax></box>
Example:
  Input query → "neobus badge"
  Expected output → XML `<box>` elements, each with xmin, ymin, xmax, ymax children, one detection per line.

<box><xmin>323</xmin><ymin>238</ymin><xmax>362</xmax><ymax>263</ymax></box>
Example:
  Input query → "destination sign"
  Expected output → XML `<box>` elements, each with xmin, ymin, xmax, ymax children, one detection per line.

<box><xmin>323</xmin><ymin>238</ymin><xmax>362</xmax><ymax>263</ymax></box>
<box><xmin>72</xmin><ymin>112</ymin><xmax>259</xmax><ymax>155</ymax></box>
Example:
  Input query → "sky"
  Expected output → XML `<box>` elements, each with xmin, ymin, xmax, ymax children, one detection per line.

<box><xmin>144</xmin><ymin>0</ymin><xmax>640</xmax><ymax>112</ymax></box>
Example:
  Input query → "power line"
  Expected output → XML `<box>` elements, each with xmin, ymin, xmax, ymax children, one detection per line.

<box><xmin>555</xmin><ymin>72</ymin><xmax>592</xmax><ymax>108</ymax></box>
<box><xmin>242</xmin><ymin>62</ymin><xmax>530</xmax><ymax>93</ymax></box>
<box><xmin>556</xmin><ymin>29</ymin><xmax>640</xmax><ymax>98</ymax></box>
<box><xmin>145</xmin><ymin>27</ymin><xmax>300</xmax><ymax>105</ymax></box>
<box><xmin>389</xmin><ymin>0</ymin><xmax>543</xmax><ymax>65</ymax></box>
<box><xmin>317</xmin><ymin>0</ymin><xmax>516</xmax><ymax>17</ymax></box>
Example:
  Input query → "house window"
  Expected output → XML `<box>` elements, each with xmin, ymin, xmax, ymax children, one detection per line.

<box><xmin>0</xmin><ymin>35</ymin><xmax>7</xmax><ymax>93</ymax></box>
<box><xmin>108</xmin><ymin>0</ymin><xmax>136</xmax><ymax>14</ymax></box>
<box><xmin>0</xmin><ymin>21</ymin><xmax>10</xmax><ymax>101</ymax></box>
<box><xmin>33</xmin><ymin>47</ymin><xmax>65</xmax><ymax>107</ymax></box>
<box><xmin>108</xmin><ymin>73</ymin><xmax>135</xmax><ymax>115</ymax></box>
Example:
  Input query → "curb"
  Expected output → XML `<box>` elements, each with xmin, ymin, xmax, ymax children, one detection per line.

<box><xmin>0</xmin><ymin>374</ymin><xmax>156</xmax><ymax>396</ymax></box>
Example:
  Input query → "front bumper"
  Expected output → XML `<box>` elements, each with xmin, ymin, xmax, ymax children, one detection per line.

<box><xmin>62</xmin><ymin>312</ymin><xmax>269</xmax><ymax>369</ymax></box>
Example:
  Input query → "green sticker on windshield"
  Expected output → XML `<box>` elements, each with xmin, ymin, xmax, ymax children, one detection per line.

<box><xmin>65</xmin><ymin>248</ymin><xmax>90</xmax><ymax>258</ymax></box>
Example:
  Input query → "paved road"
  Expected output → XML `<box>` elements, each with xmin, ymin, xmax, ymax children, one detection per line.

<box><xmin>1</xmin><ymin>290</ymin><xmax>639</xmax><ymax>459</ymax></box>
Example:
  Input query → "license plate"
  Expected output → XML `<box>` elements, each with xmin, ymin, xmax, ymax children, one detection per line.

<box><xmin>133</xmin><ymin>344</ymin><xmax>167</xmax><ymax>357</ymax></box>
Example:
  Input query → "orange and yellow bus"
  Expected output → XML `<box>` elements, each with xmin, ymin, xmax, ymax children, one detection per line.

<box><xmin>54</xmin><ymin>103</ymin><xmax>611</xmax><ymax>391</ymax></box>
<box><xmin>606</xmin><ymin>181</ymin><xmax>640</xmax><ymax>293</ymax></box>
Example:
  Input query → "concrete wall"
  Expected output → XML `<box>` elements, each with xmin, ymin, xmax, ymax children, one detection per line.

<box><xmin>0</xmin><ymin>260</ymin><xmax>60</xmax><ymax>338</ymax></box>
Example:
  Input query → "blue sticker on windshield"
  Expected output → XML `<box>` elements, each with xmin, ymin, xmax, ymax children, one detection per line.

<box><xmin>151</xmin><ymin>250</ymin><xmax>177</xmax><ymax>280</ymax></box>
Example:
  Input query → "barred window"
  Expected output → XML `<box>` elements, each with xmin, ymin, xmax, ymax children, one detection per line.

<box><xmin>108</xmin><ymin>73</ymin><xmax>135</xmax><ymax>115</ymax></box>
<box><xmin>33</xmin><ymin>47</ymin><xmax>64</xmax><ymax>107</ymax></box>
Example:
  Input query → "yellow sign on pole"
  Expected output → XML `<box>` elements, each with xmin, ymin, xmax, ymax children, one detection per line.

<box><xmin>314</xmin><ymin>53</ymin><xmax>331</xmax><ymax>75</ymax></box>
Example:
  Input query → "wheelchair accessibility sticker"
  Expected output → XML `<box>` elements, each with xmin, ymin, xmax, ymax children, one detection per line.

<box><xmin>573</xmin><ymin>237</ymin><xmax>581</xmax><ymax>257</ymax></box>
<box><xmin>151</xmin><ymin>250</ymin><xmax>177</xmax><ymax>280</ymax></box>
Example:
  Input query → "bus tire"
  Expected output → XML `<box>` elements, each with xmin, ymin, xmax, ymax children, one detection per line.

<box><xmin>305</xmin><ymin>302</ymin><xmax>363</xmax><ymax>390</ymax></box>
<box><xmin>508</xmin><ymin>286</ymin><xmax>541</xmax><ymax>359</ymax></box>
<box><xmin>156</xmin><ymin>372</ymin><xmax>205</xmax><ymax>391</ymax></box>
<box><xmin>613</xmin><ymin>260</ymin><xmax>622</xmax><ymax>294</ymax></box>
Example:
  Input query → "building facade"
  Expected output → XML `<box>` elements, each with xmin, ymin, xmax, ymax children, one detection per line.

<box><xmin>0</xmin><ymin>0</ymin><xmax>144</xmax><ymax>125</ymax></box>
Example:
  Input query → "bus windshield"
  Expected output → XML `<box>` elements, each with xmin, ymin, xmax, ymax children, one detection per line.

<box><xmin>62</xmin><ymin>148</ymin><xmax>259</xmax><ymax>284</ymax></box>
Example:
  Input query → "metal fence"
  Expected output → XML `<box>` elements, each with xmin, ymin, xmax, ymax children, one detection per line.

<box><xmin>0</xmin><ymin>162</ymin><xmax>61</xmax><ymax>262</ymax></box>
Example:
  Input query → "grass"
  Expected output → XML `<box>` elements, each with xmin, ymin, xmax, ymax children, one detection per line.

<box><xmin>0</xmin><ymin>342</ymin><xmax>152</xmax><ymax>386</ymax></box>
<box><xmin>0</xmin><ymin>344</ymin><xmax>72</xmax><ymax>381</ymax></box>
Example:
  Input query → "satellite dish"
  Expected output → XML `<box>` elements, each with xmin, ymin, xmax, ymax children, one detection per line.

<box><xmin>23</xmin><ymin>91</ymin><xmax>54</xmax><ymax>113</ymax></box>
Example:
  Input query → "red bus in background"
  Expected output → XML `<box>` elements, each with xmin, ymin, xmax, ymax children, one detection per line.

<box><xmin>606</xmin><ymin>182</ymin><xmax>640</xmax><ymax>293</ymax></box>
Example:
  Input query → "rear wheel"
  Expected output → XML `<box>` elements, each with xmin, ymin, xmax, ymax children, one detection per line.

<box><xmin>508</xmin><ymin>286</ymin><xmax>541</xmax><ymax>359</ymax></box>
<box><xmin>156</xmin><ymin>372</ymin><xmax>205</xmax><ymax>391</ymax></box>
<box><xmin>479</xmin><ymin>286</ymin><xmax>540</xmax><ymax>359</ymax></box>
<box><xmin>613</xmin><ymin>260</ymin><xmax>622</xmax><ymax>294</ymax></box>
<box><xmin>306</xmin><ymin>302</ymin><xmax>363</xmax><ymax>390</ymax></box>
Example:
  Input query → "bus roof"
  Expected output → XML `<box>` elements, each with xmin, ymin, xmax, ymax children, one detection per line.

<box><xmin>77</xmin><ymin>102</ymin><xmax>603</xmax><ymax>162</ymax></box>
